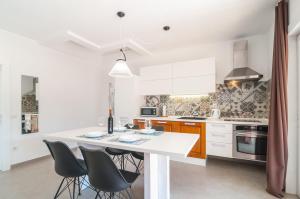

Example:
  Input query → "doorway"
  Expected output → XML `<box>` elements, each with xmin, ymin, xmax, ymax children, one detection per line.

<box><xmin>0</xmin><ymin>63</ymin><xmax>11</xmax><ymax>171</ymax></box>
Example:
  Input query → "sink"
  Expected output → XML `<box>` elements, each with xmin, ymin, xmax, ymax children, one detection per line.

<box><xmin>178</xmin><ymin>117</ymin><xmax>207</xmax><ymax>120</ymax></box>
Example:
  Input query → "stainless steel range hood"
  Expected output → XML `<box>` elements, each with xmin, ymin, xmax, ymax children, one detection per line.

<box><xmin>224</xmin><ymin>40</ymin><xmax>263</xmax><ymax>83</ymax></box>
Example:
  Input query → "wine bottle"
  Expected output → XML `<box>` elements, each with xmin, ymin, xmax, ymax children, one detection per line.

<box><xmin>108</xmin><ymin>109</ymin><xmax>113</xmax><ymax>134</ymax></box>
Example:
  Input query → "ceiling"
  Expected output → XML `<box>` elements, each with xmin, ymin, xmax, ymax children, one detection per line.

<box><xmin>0</xmin><ymin>0</ymin><xmax>275</xmax><ymax>56</ymax></box>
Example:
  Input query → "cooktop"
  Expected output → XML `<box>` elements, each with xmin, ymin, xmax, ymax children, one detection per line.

<box><xmin>178</xmin><ymin>117</ymin><xmax>207</xmax><ymax>120</ymax></box>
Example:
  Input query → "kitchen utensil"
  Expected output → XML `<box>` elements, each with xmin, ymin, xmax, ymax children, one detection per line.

<box><xmin>211</xmin><ymin>109</ymin><xmax>221</xmax><ymax>119</ymax></box>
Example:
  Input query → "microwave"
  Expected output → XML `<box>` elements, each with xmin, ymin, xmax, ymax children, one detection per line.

<box><xmin>140</xmin><ymin>107</ymin><xmax>159</xmax><ymax>117</ymax></box>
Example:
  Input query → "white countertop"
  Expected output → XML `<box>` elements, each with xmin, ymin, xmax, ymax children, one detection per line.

<box><xmin>134</xmin><ymin>116</ymin><xmax>268</xmax><ymax>125</ymax></box>
<box><xmin>45</xmin><ymin>127</ymin><xmax>199</xmax><ymax>157</ymax></box>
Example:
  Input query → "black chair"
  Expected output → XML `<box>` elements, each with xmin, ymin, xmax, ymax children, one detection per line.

<box><xmin>131</xmin><ymin>125</ymin><xmax>164</xmax><ymax>173</ymax></box>
<box><xmin>105</xmin><ymin>124</ymin><xmax>139</xmax><ymax>170</ymax></box>
<box><xmin>79</xmin><ymin>146</ymin><xmax>139</xmax><ymax>199</ymax></box>
<box><xmin>43</xmin><ymin>140</ymin><xmax>87</xmax><ymax>199</ymax></box>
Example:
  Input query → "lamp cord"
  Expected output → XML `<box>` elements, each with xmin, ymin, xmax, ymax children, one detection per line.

<box><xmin>116</xmin><ymin>49</ymin><xmax>126</xmax><ymax>61</ymax></box>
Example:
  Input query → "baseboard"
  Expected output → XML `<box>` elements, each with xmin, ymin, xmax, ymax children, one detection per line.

<box><xmin>170</xmin><ymin>155</ymin><xmax>206</xmax><ymax>166</ymax></box>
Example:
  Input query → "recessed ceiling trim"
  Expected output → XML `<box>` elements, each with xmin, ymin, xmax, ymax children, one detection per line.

<box><xmin>40</xmin><ymin>31</ymin><xmax>152</xmax><ymax>56</ymax></box>
<box><xmin>100</xmin><ymin>39</ymin><xmax>152</xmax><ymax>56</ymax></box>
<box><xmin>127</xmin><ymin>39</ymin><xmax>153</xmax><ymax>56</ymax></box>
<box><xmin>66</xmin><ymin>31</ymin><xmax>101</xmax><ymax>51</ymax></box>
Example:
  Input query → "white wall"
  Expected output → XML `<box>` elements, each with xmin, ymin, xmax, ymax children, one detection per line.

<box><xmin>128</xmin><ymin>33</ymin><xmax>272</xmax><ymax>84</ymax></box>
<box><xmin>0</xmin><ymin>63</ymin><xmax>11</xmax><ymax>170</ymax></box>
<box><xmin>0</xmin><ymin>29</ymin><xmax>104</xmax><ymax>164</ymax></box>
<box><xmin>286</xmin><ymin>35</ymin><xmax>298</xmax><ymax>195</ymax></box>
<box><xmin>288</xmin><ymin>1</ymin><xmax>300</xmax><ymax>196</ymax></box>
<box><xmin>289</xmin><ymin>0</ymin><xmax>300</xmax><ymax>34</ymax></box>
<box><xmin>114</xmin><ymin>76</ymin><xmax>141</xmax><ymax>119</ymax></box>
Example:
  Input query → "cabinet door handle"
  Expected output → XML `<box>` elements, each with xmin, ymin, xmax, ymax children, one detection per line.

<box><xmin>138</xmin><ymin>120</ymin><xmax>145</xmax><ymax>123</ymax></box>
<box><xmin>157</xmin><ymin>121</ymin><xmax>167</xmax><ymax>124</ymax></box>
<box><xmin>211</xmin><ymin>124</ymin><xmax>226</xmax><ymax>128</ymax></box>
<box><xmin>211</xmin><ymin>133</ymin><xmax>226</xmax><ymax>138</ymax></box>
<box><xmin>184</xmin><ymin>122</ymin><xmax>196</xmax><ymax>126</ymax></box>
<box><xmin>211</xmin><ymin>143</ymin><xmax>226</xmax><ymax>147</ymax></box>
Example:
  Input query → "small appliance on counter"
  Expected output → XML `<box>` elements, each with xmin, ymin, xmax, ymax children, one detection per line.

<box><xmin>140</xmin><ymin>107</ymin><xmax>158</xmax><ymax>117</ymax></box>
<box><xmin>162</xmin><ymin>105</ymin><xmax>167</xmax><ymax>117</ymax></box>
<box><xmin>210</xmin><ymin>109</ymin><xmax>221</xmax><ymax>119</ymax></box>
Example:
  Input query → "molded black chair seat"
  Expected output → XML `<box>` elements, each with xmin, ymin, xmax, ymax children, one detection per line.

<box><xmin>120</xmin><ymin>170</ymin><xmax>140</xmax><ymax>184</ymax></box>
<box><xmin>131</xmin><ymin>152</ymin><xmax>144</xmax><ymax>160</ymax></box>
<box><xmin>77</xmin><ymin>159</ymin><xmax>87</xmax><ymax>171</ymax></box>
<box><xmin>79</xmin><ymin>146</ymin><xmax>139</xmax><ymax>198</ymax></box>
<box><xmin>43</xmin><ymin>140</ymin><xmax>88</xmax><ymax>199</ymax></box>
<box><xmin>105</xmin><ymin>148</ymin><xmax>130</xmax><ymax>156</ymax></box>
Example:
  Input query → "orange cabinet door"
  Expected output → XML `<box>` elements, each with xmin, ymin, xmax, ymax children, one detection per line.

<box><xmin>151</xmin><ymin>120</ymin><xmax>172</xmax><ymax>132</ymax></box>
<box><xmin>178</xmin><ymin>122</ymin><xmax>206</xmax><ymax>159</ymax></box>
<box><xmin>133</xmin><ymin>119</ymin><xmax>145</xmax><ymax>129</ymax></box>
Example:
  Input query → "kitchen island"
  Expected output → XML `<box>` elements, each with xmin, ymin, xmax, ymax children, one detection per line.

<box><xmin>45</xmin><ymin>127</ymin><xmax>199</xmax><ymax>199</ymax></box>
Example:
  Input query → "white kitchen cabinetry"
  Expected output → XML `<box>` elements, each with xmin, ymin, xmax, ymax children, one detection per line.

<box><xmin>140</xmin><ymin>64</ymin><xmax>172</xmax><ymax>80</ymax></box>
<box><xmin>172</xmin><ymin>58</ymin><xmax>215</xmax><ymax>77</ymax></box>
<box><xmin>206</xmin><ymin>123</ymin><xmax>233</xmax><ymax>158</ymax></box>
<box><xmin>173</xmin><ymin>75</ymin><xmax>215</xmax><ymax>95</ymax></box>
<box><xmin>138</xmin><ymin>78</ymin><xmax>172</xmax><ymax>95</ymax></box>
<box><xmin>172</xmin><ymin>58</ymin><xmax>215</xmax><ymax>95</ymax></box>
<box><xmin>138</xmin><ymin>58</ymin><xmax>215</xmax><ymax>95</ymax></box>
<box><xmin>139</xmin><ymin>64</ymin><xmax>173</xmax><ymax>95</ymax></box>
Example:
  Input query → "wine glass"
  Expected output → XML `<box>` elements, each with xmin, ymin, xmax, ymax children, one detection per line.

<box><xmin>127</xmin><ymin>119</ymin><xmax>134</xmax><ymax>129</ymax></box>
<box><xmin>145</xmin><ymin>119</ymin><xmax>152</xmax><ymax>130</ymax></box>
<box><xmin>97</xmin><ymin>116</ymin><xmax>105</xmax><ymax>127</ymax></box>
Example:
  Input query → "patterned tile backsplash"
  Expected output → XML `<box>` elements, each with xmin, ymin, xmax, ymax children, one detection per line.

<box><xmin>22</xmin><ymin>94</ymin><xmax>39</xmax><ymax>113</ymax></box>
<box><xmin>144</xmin><ymin>81</ymin><xmax>270</xmax><ymax>119</ymax></box>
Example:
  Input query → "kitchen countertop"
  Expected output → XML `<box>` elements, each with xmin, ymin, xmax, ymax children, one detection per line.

<box><xmin>134</xmin><ymin>116</ymin><xmax>268</xmax><ymax>125</ymax></box>
<box><xmin>45</xmin><ymin>126</ymin><xmax>199</xmax><ymax>157</ymax></box>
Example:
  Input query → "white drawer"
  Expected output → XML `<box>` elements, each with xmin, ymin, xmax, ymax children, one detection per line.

<box><xmin>206</xmin><ymin>123</ymin><xmax>233</xmax><ymax>134</ymax></box>
<box><xmin>206</xmin><ymin>141</ymin><xmax>232</xmax><ymax>158</ymax></box>
<box><xmin>206</xmin><ymin>131</ymin><xmax>232</xmax><ymax>144</ymax></box>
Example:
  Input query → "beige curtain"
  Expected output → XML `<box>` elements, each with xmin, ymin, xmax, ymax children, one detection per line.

<box><xmin>266</xmin><ymin>0</ymin><xmax>288</xmax><ymax>197</ymax></box>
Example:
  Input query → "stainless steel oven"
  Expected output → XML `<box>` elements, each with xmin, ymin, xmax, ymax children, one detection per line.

<box><xmin>233</xmin><ymin>125</ymin><xmax>268</xmax><ymax>162</ymax></box>
<box><xmin>140</xmin><ymin>107</ymin><xmax>159</xmax><ymax>117</ymax></box>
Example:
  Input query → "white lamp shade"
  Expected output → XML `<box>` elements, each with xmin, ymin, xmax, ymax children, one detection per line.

<box><xmin>109</xmin><ymin>60</ymin><xmax>133</xmax><ymax>78</ymax></box>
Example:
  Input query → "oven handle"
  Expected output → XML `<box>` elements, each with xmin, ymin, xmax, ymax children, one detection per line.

<box><xmin>235</xmin><ymin>132</ymin><xmax>267</xmax><ymax>138</ymax></box>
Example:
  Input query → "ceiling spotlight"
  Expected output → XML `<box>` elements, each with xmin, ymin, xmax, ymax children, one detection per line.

<box><xmin>117</xmin><ymin>11</ymin><xmax>125</xmax><ymax>18</ymax></box>
<box><xmin>163</xmin><ymin>26</ymin><xmax>170</xmax><ymax>31</ymax></box>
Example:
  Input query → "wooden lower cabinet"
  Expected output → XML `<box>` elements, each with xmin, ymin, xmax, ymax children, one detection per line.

<box><xmin>151</xmin><ymin>120</ymin><xmax>173</xmax><ymax>132</ymax></box>
<box><xmin>134</xmin><ymin>119</ymin><xmax>145</xmax><ymax>129</ymax></box>
<box><xmin>133</xmin><ymin>119</ymin><xmax>206</xmax><ymax>159</ymax></box>
<box><xmin>174</xmin><ymin>122</ymin><xmax>206</xmax><ymax>159</ymax></box>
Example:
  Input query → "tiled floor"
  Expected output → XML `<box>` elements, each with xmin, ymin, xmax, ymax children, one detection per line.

<box><xmin>0</xmin><ymin>156</ymin><xmax>297</xmax><ymax>199</ymax></box>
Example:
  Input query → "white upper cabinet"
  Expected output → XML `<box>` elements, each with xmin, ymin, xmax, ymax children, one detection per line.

<box><xmin>140</xmin><ymin>64</ymin><xmax>172</xmax><ymax>80</ymax></box>
<box><xmin>173</xmin><ymin>75</ymin><xmax>215</xmax><ymax>95</ymax></box>
<box><xmin>172</xmin><ymin>58</ymin><xmax>216</xmax><ymax>95</ymax></box>
<box><xmin>173</xmin><ymin>58</ymin><xmax>215</xmax><ymax>78</ymax></box>
<box><xmin>138</xmin><ymin>79</ymin><xmax>172</xmax><ymax>95</ymax></box>
<box><xmin>138</xmin><ymin>57</ymin><xmax>216</xmax><ymax>95</ymax></box>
